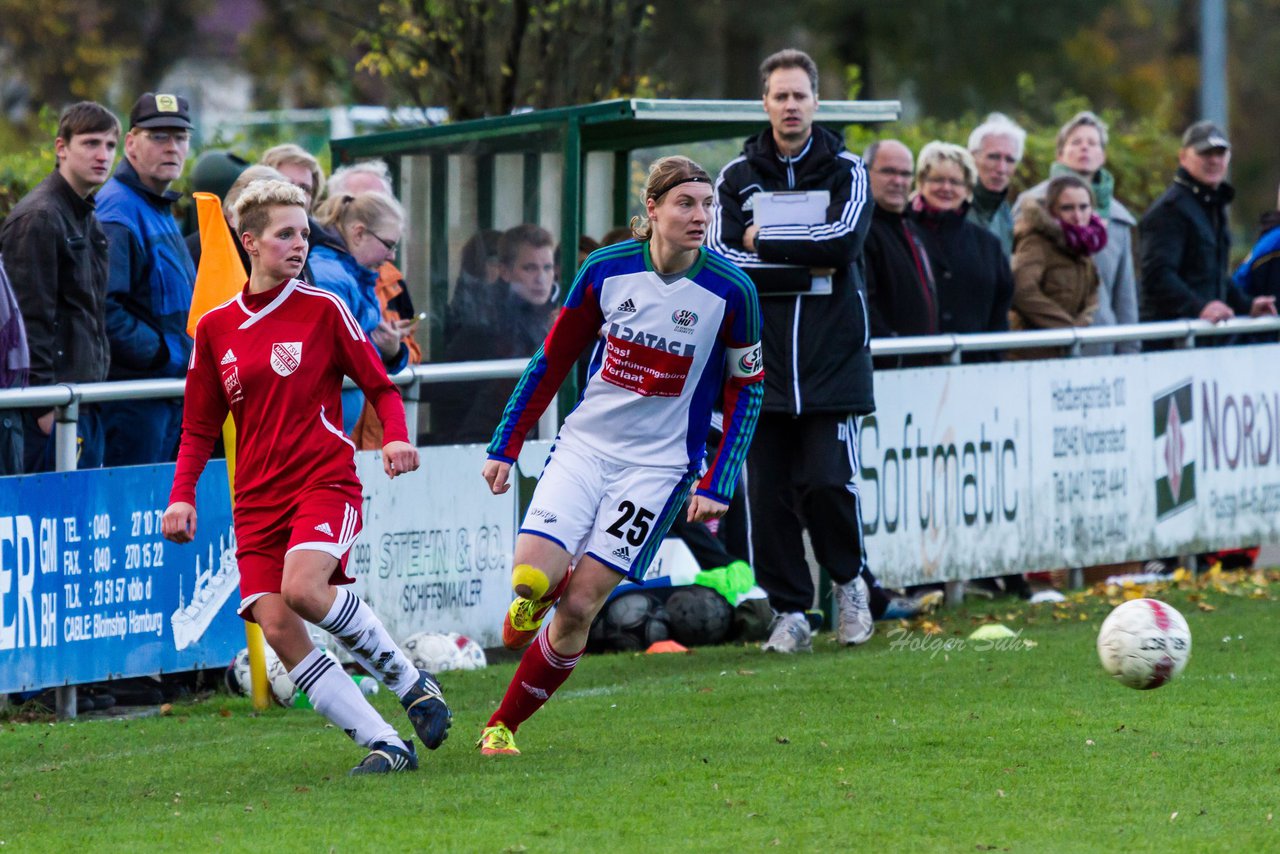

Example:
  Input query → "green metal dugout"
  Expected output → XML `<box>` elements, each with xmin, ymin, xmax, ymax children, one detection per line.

<box><xmin>329</xmin><ymin>98</ymin><xmax>900</xmax><ymax>364</ymax></box>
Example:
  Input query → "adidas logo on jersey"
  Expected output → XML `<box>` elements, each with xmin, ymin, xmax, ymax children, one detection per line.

<box><xmin>612</xmin><ymin>546</ymin><xmax>631</xmax><ymax>561</ymax></box>
<box><xmin>617</xmin><ymin>298</ymin><xmax>637</xmax><ymax>313</ymax></box>
<box><xmin>314</xmin><ymin>522</ymin><xmax>334</xmax><ymax>536</ymax></box>
<box><xmin>220</xmin><ymin>349</ymin><xmax>237</xmax><ymax>365</ymax></box>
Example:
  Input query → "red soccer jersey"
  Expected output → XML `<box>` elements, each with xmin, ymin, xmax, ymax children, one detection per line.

<box><xmin>169</xmin><ymin>278</ymin><xmax>409</xmax><ymax>511</ymax></box>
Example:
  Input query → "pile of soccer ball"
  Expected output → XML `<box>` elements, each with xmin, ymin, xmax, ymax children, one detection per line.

<box><xmin>1096</xmin><ymin>598</ymin><xmax>1192</xmax><ymax>689</ymax></box>
<box><xmin>402</xmin><ymin>631</ymin><xmax>487</xmax><ymax>673</ymax></box>
<box><xmin>588</xmin><ymin>585</ymin><xmax>734</xmax><ymax>652</ymax></box>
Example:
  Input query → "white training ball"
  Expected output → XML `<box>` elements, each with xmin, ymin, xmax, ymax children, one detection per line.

<box><xmin>1096</xmin><ymin>598</ymin><xmax>1191</xmax><ymax>690</ymax></box>
<box><xmin>403</xmin><ymin>631</ymin><xmax>462</xmax><ymax>673</ymax></box>
<box><xmin>448</xmin><ymin>632</ymin><xmax>487</xmax><ymax>671</ymax></box>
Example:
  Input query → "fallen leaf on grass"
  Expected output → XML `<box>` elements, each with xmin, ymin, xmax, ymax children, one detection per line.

<box><xmin>160</xmin><ymin>704</ymin><xmax>173</xmax><ymax>716</ymax></box>
<box><xmin>294</xmin><ymin>786</ymin><xmax>310</xmax><ymax>793</ymax></box>
<box><xmin>32</xmin><ymin>793</ymin><xmax>41</xmax><ymax>801</ymax></box>
<box><xmin>775</xmin><ymin>736</ymin><xmax>790</xmax><ymax>744</ymax></box>
<box><xmin>997</xmin><ymin>789</ymin><xmax>1006</xmax><ymax>797</ymax></box>
<box><xmin>736</xmin><ymin>669</ymin><xmax>755</xmax><ymax>676</ymax></box>
<box><xmin>244</xmin><ymin>805</ymin><xmax>253</xmax><ymax>813</ymax></box>
<box><xmin>1170</xmin><ymin>811</ymin><xmax>1177</xmax><ymax>821</ymax></box>
<box><xmin>1085</xmin><ymin>739</ymin><xmax>1095</xmax><ymax>746</ymax></box>
<box><xmin>1197</xmin><ymin>602</ymin><xmax>1216</xmax><ymax>612</ymax></box>
<box><xmin>218</xmin><ymin>708</ymin><xmax>231</xmax><ymax>718</ymax></box>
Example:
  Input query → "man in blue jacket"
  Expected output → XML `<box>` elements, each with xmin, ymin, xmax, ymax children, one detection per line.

<box><xmin>96</xmin><ymin>93</ymin><xmax>197</xmax><ymax>465</ymax></box>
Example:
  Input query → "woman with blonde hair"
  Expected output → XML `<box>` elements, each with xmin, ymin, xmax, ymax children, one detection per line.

<box><xmin>310</xmin><ymin>191</ymin><xmax>416</xmax><ymax>432</ymax></box>
<box><xmin>475</xmin><ymin>155</ymin><xmax>763</xmax><ymax>756</ymax></box>
<box><xmin>907</xmin><ymin>141</ymin><xmax>1013</xmax><ymax>337</ymax></box>
<box><xmin>162</xmin><ymin>179</ymin><xmax>450</xmax><ymax>775</ymax></box>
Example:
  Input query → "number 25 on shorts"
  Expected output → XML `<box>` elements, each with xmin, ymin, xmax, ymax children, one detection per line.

<box><xmin>606</xmin><ymin>500</ymin><xmax>655</xmax><ymax>546</ymax></box>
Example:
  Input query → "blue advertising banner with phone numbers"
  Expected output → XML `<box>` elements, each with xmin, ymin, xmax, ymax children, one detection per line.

<box><xmin>0</xmin><ymin>461</ymin><xmax>241</xmax><ymax>693</ymax></box>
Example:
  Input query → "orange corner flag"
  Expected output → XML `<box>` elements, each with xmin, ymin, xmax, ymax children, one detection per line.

<box><xmin>188</xmin><ymin>192</ymin><xmax>247</xmax><ymax>337</ymax></box>
<box><xmin>189</xmin><ymin>195</ymin><xmax>263</xmax><ymax>706</ymax></box>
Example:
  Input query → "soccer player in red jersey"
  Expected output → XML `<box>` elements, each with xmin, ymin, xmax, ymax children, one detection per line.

<box><xmin>161</xmin><ymin>180</ymin><xmax>450</xmax><ymax>775</ymax></box>
<box><xmin>475</xmin><ymin>157</ymin><xmax>763</xmax><ymax>755</ymax></box>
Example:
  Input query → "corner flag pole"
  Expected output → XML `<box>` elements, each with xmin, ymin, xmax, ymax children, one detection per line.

<box><xmin>190</xmin><ymin>192</ymin><xmax>270</xmax><ymax>711</ymax></box>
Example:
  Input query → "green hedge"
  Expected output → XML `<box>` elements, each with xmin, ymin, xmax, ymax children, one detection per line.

<box><xmin>844</xmin><ymin>99</ymin><xmax>1181</xmax><ymax>218</ymax></box>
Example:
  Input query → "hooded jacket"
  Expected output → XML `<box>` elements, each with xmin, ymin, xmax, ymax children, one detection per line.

<box><xmin>1010</xmin><ymin>197</ymin><xmax>1100</xmax><ymax>331</ymax></box>
<box><xmin>708</xmin><ymin>124</ymin><xmax>874</xmax><ymax>415</ymax></box>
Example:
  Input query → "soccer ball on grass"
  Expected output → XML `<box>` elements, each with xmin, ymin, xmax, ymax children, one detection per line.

<box><xmin>1096</xmin><ymin>598</ymin><xmax>1191</xmax><ymax>690</ymax></box>
<box><xmin>403</xmin><ymin>631</ymin><xmax>488</xmax><ymax>672</ymax></box>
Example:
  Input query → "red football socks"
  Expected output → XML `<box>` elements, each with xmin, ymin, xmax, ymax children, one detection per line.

<box><xmin>488</xmin><ymin>630</ymin><xmax>583</xmax><ymax>732</ymax></box>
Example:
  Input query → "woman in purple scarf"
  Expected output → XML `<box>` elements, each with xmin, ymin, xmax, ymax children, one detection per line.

<box><xmin>1009</xmin><ymin>174</ymin><xmax>1107</xmax><ymax>357</ymax></box>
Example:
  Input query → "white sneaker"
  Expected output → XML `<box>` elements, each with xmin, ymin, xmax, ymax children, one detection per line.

<box><xmin>761</xmin><ymin>612</ymin><xmax>812</xmax><ymax>653</ymax></box>
<box><xmin>835</xmin><ymin>576</ymin><xmax>874</xmax><ymax>645</ymax></box>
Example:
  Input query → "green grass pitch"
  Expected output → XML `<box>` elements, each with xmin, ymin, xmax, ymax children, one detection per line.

<box><xmin>2</xmin><ymin>570</ymin><xmax>1278</xmax><ymax>852</ymax></box>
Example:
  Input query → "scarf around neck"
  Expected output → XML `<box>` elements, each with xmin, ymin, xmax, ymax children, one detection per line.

<box><xmin>1059</xmin><ymin>214</ymin><xmax>1109</xmax><ymax>256</ymax></box>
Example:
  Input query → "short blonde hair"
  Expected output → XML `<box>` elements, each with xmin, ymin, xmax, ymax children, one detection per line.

<box><xmin>260</xmin><ymin>143</ymin><xmax>325</xmax><ymax>210</ymax></box>
<box><xmin>630</xmin><ymin>155</ymin><xmax>712</xmax><ymax>240</ymax></box>
<box><xmin>233</xmin><ymin>179</ymin><xmax>308</xmax><ymax>238</ymax></box>
<box><xmin>315</xmin><ymin>190</ymin><xmax>404</xmax><ymax>240</ymax></box>
<box><xmin>916</xmin><ymin>141</ymin><xmax>978</xmax><ymax>194</ymax></box>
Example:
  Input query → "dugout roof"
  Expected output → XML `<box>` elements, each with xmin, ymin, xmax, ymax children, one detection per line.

<box><xmin>331</xmin><ymin>99</ymin><xmax>899</xmax><ymax>356</ymax></box>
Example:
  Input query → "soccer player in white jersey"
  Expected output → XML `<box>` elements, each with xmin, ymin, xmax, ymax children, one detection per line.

<box><xmin>476</xmin><ymin>156</ymin><xmax>764</xmax><ymax>755</ymax></box>
<box><xmin>161</xmin><ymin>180</ymin><xmax>451</xmax><ymax>775</ymax></box>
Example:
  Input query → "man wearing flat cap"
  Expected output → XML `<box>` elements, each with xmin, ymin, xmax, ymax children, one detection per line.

<box><xmin>1139</xmin><ymin>120</ymin><xmax>1276</xmax><ymax>325</ymax></box>
<box><xmin>95</xmin><ymin>92</ymin><xmax>198</xmax><ymax>464</ymax></box>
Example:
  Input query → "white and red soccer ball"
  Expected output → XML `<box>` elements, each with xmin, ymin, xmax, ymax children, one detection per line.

<box><xmin>1096</xmin><ymin>598</ymin><xmax>1191</xmax><ymax>690</ymax></box>
<box><xmin>403</xmin><ymin>631</ymin><xmax>487</xmax><ymax>673</ymax></box>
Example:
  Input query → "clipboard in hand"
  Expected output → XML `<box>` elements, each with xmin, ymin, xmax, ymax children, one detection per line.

<box><xmin>752</xmin><ymin>190</ymin><xmax>830</xmax><ymax>228</ymax></box>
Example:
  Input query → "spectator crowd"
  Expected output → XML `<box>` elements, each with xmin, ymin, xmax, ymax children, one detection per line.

<box><xmin>1</xmin><ymin>73</ymin><xmax>1279</xmax><ymax>650</ymax></box>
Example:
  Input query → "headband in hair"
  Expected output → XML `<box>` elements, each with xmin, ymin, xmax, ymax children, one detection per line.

<box><xmin>648</xmin><ymin>173</ymin><xmax>711</xmax><ymax>201</ymax></box>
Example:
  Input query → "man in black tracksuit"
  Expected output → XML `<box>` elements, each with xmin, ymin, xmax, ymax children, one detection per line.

<box><xmin>708</xmin><ymin>48</ymin><xmax>876</xmax><ymax>652</ymax></box>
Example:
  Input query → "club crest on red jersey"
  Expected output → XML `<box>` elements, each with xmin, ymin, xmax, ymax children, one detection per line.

<box><xmin>270</xmin><ymin>342</ymin><xmax>302</xmax><ymax>377</ymax></box>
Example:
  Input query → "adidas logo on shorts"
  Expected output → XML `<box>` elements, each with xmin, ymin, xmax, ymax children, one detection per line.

<box><xmin>612</xmin><ymin>545</ymin><xmax>631</xmax><ymax>561</ymax></box>
<box><xmin>617</xmin><ymin>298</ymin><xmax>637</xmax><ymax>313</ymax></box>
<box><xmin>314</xmin><ymin>522</ymin><xmax>334</xmax><ymax>536</ymax></box>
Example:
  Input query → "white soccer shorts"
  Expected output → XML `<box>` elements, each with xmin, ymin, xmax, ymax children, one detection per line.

<box><xmin>519</xmin><ymin>441</ymin><xmax>696</xmax><ymax>580</ymax></box>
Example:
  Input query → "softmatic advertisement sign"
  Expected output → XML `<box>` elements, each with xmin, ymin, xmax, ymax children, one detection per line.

<box><xmin>862</xmin><ymin>344</ymin><xmax>1280</xmax><ymax>587</ymax></box>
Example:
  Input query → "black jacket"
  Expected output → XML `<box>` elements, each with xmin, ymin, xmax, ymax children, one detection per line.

<box><xmin>1139</xmin><ymin>168</ymin><xmax>1249</xmax><ymax>320</ymax></box>
<box><xmin>865</xmin><ymin>206</ymin><xmax>939</xmax><ymax>337</ymax></box>
<box><xmin>708</xmin><ymin>124</ymin><xmax>874</xmax><ymax>416</ymax></box>
<box><xmin>434</xmin><ymin>283</ymin><xmax>557</xmax><ymax>444</ymax></box>
<box><xmin>0</xmin><ymin>170</ymin><xmax>110</xmax><ymax>385</ymax></box>
<box><xmin>907</xmin><ymin>202</ymin><xmax>1013</xmax><ymax>335</ymax></box>
<box><xmin>865</xmin><ymin>206</ymin><xmax>940</xmax><ymax>368</ymax></box>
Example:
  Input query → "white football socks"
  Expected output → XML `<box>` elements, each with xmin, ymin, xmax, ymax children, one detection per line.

<box><xmin>317</xmin><ymin>587</ymin><xmax>419</xmax><ymax>697</ymax></box>
<box><xmin>288</xmin><ymin>647</ymin><xmax>404</xmax><ymax>750</ymax></box>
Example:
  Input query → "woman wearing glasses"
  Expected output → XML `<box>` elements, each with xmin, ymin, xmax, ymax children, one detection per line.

<box><xmin>310</xmin><ymin>191</ymin><xmax>417</xmax><ymax>433</ymax></box>
<box><xmin>907</xmin><ymin>141</ymin><xmax>1014</xmax><ymax>339</ymax></box>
